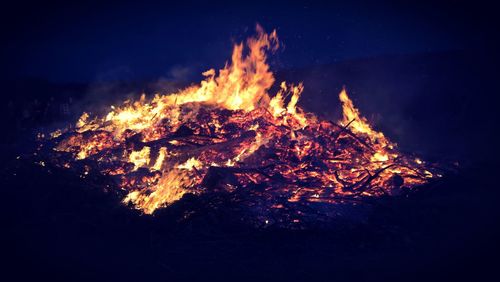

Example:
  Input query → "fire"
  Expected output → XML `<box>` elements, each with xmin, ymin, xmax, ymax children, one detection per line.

<box><xmin>123</xmin><ymin>168</ymin><xmax>193</xmax><ymax>215</ymax></box>
<box><xmin>176</xmin><ymin>157</ymin><xmax>202</xmax><ymax>170</ymax></box>
<box><xmin>42</xmin><ymin>25</ymin><xmax>440</xmax><ymax>220</ymax></box>
<box><xmin>129</xmin><ymin>146</ymin><xmax>151</xmax><ymax>170</ymax></box>
<box><xmin>339</xmin><ymin>88</ymin><xmax>387</xmax><ymax>143</ymax></box>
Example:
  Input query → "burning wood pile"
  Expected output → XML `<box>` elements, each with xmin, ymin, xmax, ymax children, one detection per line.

<box><xmin>38</xmin><ymin>26</ymin><xmax>441</xmax><ymax>227</ymax></box>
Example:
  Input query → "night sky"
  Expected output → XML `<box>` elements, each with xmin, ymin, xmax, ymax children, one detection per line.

<box><xmin>1</xmin><ymin>0</ymin><xmax>495</xmax><ymax>83</ymax></box>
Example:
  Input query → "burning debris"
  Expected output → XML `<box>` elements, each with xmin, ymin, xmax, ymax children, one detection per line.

<box><xmin>38</xmin><ymin>26</ymin><xmax>441</xmax><ymax>227</ymax></box>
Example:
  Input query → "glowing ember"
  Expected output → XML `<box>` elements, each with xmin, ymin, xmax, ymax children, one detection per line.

<box><xmin>40</xmin><ymin>25</ymin><xmax>440</xmax><ymax>221</ymax></box>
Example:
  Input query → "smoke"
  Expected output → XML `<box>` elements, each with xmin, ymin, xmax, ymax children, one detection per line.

<box><xmin>167</xmin><ymin>65</ymin><xmax>195</xmax><ymax>82</ymax></box>
<box><xmin>66</xmin><ymin>64</ymin><xmax>193</xmax><ymax>118</ymax></box>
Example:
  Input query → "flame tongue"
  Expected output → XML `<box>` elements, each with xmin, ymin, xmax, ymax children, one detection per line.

<box><xmin>45</xmin><ymin>26</ymin><xmax>439</xmax><ymax>219</ymax></box>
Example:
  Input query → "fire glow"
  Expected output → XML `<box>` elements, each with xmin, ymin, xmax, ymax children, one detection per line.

<box><xmin>43</xmin><ymin>26</ymin><xmax>440</xmax><ymax>221</ymax></box>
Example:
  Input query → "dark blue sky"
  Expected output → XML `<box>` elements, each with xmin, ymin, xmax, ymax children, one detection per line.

<box><xmin>1</xmin><ymin>0</ymin><xmax>491</xmax><ymax>83</ymax></box>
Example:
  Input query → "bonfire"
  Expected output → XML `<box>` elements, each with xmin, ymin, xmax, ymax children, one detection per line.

<box><xmin>39</xmin><ymin>25</ymin><xmax>441</xmax><ymax>226</ymax></box>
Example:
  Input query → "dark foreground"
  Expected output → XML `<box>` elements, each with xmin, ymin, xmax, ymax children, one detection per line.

<box><xmin>2</xmin><ymin>159</ymin><xmax>500</xmax><ymax>281</ymax></box>
<box><xmin>2</xmin><ymin>52</ymin><xmax>499</xmax><ymax>281</ymax></box>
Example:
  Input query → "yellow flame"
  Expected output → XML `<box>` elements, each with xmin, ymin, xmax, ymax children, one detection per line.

<box><xmin>269</xmin><ymin>82</ymin><xmax>287</xmax><ymax>117</ymax></box>
<box><xmin>371</xmin><ymin>152</ymin><xmax>389</xmax><ymax>162</ymax></box>
<box><xmin>339</xmin><ymin>88</ymin><xmax>386</xmax><ymax>143</ymax></box>
<box><xmin>123</xmin><ymin>168</ymin><xmax>194</xmax><ymax>214</ymax></box>
<box><xmin>176</xmin><ymin>157</ymin><xmax>202</xmax><ymax>170</ymax></box>
<box><xmin>129</xmin><ymin>147</ymin><xmax>150</xmax><ymax>170</ymax></box>
<box><xmin>152</xmin><ymin>147</ymin><xmax>167</xmax><ymax>171</ymax></box>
